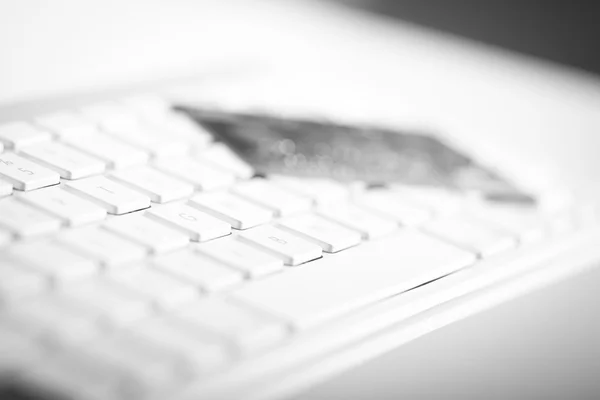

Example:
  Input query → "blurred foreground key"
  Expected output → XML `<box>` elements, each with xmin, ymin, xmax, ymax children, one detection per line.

<box><xmin>103</xmin><ymin>213</ymin><xmax>189</xmax><ymax>254</ymax></box>
<box><xmin>8</xmin><ymin>240</ymin><xmax>98</xmax><ymax>285</ymax></box>
<box><xmin>18</xmin><ymin>186</ymin><xmax>106</xmax><ymax>227</ymax></box>
<box><xmin>0</xmin><ymin>199</ymin><xmax>61</xmax><ymax>238</ymax></box>
<box><xmin>175</xmin><ymin>298</ymin><xmax>289</xmax><ymax>354</ymax></box>
<box><xmin>152</xmin><ymin>249</ymin><xmax>243</xmax><ymax>292</ymax></box>
<box><xmin>57</xmin><ymin>227</ymin><xmax>147</xmax><ymax>268</ymax></box>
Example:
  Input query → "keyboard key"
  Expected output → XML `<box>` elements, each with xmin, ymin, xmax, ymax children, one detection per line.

<box><xmin>147</xmin><ymin>203</ymin><xmax>231</xmax><ymax>242</ymax></box>
<box><xmin>199</xmin><ymin>143</ymin><xmax>254</xmax><ymax>179</ymax></box>
<box><xmin>18</xmin><ymin>186</ymin><xmax>106</xmax><ymax>226</ymax></box>
<box><xmin>422</xmin><ymin>215</ymin><xmax>517</xmax><ymax>257</ymax></box>
<box><xmin>59</xmin><ymin>279</ymin><xmax>151</xmax><ymax>326</ymax></box>
<box><xmin>278</xmin><ymin>214</ymin><xmax>362</xmax><ymax>253</ymax></box>
<box><xmin>129</xmin><ymin>317</ymin><xmax>230</xmax><ymax>374</ymax></box>
<box><xmin>270</xmin><ymin>176</ymin><xmax>349</xmax><ymax>205</ymax></box>
<box><xmin>317</xmin><ymin>202</ymin><xmax>397</xmax><ymax>239</ymax></box>
<box><xmin>20</xmin><ymin>141</ymin><xmax>105</xmax><ymax>179</ymax></box>
<box><xmin>176</xmin><ymin>298</ymin><xmax>288</xmax><ymax>353</ymax></box>
<box><xmin>0</xmin><ymin>227</ymin><xmax>12</xmax><ymax>246</ymax></box>
<box><xmin>0</xmin><ymin>121</ymin><xmax>52</xmax><ymax>150</ymax></box>
<box><xmin>238</xmin><ymin>225</ymin><xmax>322</xmax><ymax>266</ymax></box>
<box><xmin>0</xmin><ymin>258</ymin><xmax>48</xmax><ymax>304</ymax></box>
<box><xmin>0</xmin><ymin>152</ymin><xmax>60</xmax><ymax>190</ymax></box>
<box><xmin>9</xmin><ymin>240</ymin><xmax>98</xmax><ymax>284</ymax></box>
<box><xmin>152</xmin><ymin>249</ymin><xmax>243</xmax><ymax>291</ymax></box>
<box><xmin>64</xmin><ymin>176</ymin><xmax>150</xmax><ymax>214</ymax></box>
<box><xmin>232</xmin><ymin>230</ymin><xmax>475</xmax><ymax>328</ymax></box>
<box><xmin>35</xmin><ymin>111</ymin><xmax>98</xmax><ymax>138</ymax></box>
<box><xmin>0</xmin><ymin>326</ymin><xmax>44</xmax><ymax>374</ymax></box>
<box><xmin>0</xmin><ymin>179</ymin><xmax>13</xmax><ymax>197</ymax></box>
<box><xmin>80</xmin><ymin>337</ymin><xmax>187</xmax><ymax>394</ymax></box>
<box><xmin>154</xmin><ymin>157</ymin><xmax>236</xmax><ymax>191</ymax></box>
<box><xmin>25</xmin><ymin>350</ymin><xmax>125</xmax><ymax>400</ymax></box>
<box><xmin>0</xmin><ymin>198</ymin><xmax>62</xmax><ymax>237</ymax></box>
<box><xmin>357</xmin><ymin>189</ymin><xmax>432</xmax><ymax>226</ymax></box>
<box><xmin>232</xmin><ymin>179</ymin><xmax>312</xmax><ymax>217</ymax></box>
<box><xmin>109</xmin><ymin>267</ymin><xmax>198</xmax><ymax>310</ymax></box>
<box><xmin>57</xmin><ymin>227</ymin><xmax>147</xmax><ymax>268</ymax></box>
<box><xmin>5</xmin><ymin>298</ymin><xmax>100</xmax><ymax>345</ymax></box>
<box><xmin>110</xmin><ymin>166</ymin><xmax>193</xmax><ymax>203</ymax></box>
<box><xmin>196</xmin><ymin>236</ymin><xmax>283</xmax><ymax>278</ymax></box>
<box><xmin>62</xmin><ymin>130</ymin><xmax>149</xmax><ymax>169</ymax></box>
<box><xmin>189</xmin><ymin>191</ymin><xmax>273</xmax><ymax>229</ymax></box>
<box><xmin>103</xmin><ymin>214</ymin><xmax>188</xmax><ymax>254</ymax></box>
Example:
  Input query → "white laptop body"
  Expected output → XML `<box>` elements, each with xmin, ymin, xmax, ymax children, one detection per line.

<box><xmin>1</xmin><ymin>1</ymin><xmax>599</xmax><ymax>399</ymax></box>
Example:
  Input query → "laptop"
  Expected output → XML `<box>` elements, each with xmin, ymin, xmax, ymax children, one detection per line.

<box><xmin>1</xmin><ymin>1</ymin><xmax>599</xmax><ymax>399</ymax></box>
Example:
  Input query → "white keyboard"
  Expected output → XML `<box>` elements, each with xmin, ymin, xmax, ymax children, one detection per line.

<box><xmin>0</xmin><ymin>94</ymin><xmax>599</xmax><ymax>400</ymax></box>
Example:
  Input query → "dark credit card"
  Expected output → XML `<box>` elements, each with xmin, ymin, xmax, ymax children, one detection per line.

<box><xmin>180</xmin><ymin>107</ymin><xmax>534</xmax><ymax>204</ymax></box>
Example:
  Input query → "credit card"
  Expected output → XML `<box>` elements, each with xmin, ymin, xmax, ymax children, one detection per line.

<box><xmin>181</xmin><ymin>107</ymin><xmax>535</xmax><ymax>204</ymax></box>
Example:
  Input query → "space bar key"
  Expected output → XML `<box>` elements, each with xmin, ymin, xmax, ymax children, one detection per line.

<box><xmin>230</xmin><ymin>230</ymin><xmax>476</xmax><ymax>329</ymax></box>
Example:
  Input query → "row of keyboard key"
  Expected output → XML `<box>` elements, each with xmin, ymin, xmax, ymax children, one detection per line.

<box><xmin>2</xmin><ymin>95</ymin><xmax>597</xmax><ymax>400</ymax></box>
<box><xmin>0</xmin><ymin>152</ymin><xmax>60</xmax><ymax>191</ymax></box>
<box><xmin>1</xmin><ymin>226</ymin><xmax>491</xmax><ymax>399</ymax></box>
<box><xmin>2</xmin><ymin>212</ymin><xmax>595</xmax><ymax>399</ymax></box>
<box><xmin>0</xmin><ymin>179</ymin><xmax>360</xmax><ymax>249</ymax></box>
<box><xmin>0</xmin><ymin>188</ymin><xmax>492</xmax><ymax>307</ymax></box>
<box><xmin>1</xmin><ymin>163</ymin><xmax>590</xmax><ymax>256</ymax></box>
<box><xmin>0</xmin><ymin>98</ymin><xmax>224</xmax><ymax>193</ymax></box>
<box><xmin>0</xmin><ymin>121</ymin><xmax>53</xmax><ymax>150</ymax></box>
<box><xmin>0</xmin><ymin>178</ymin><xmax>588</xmax><ymax>256</ymax></box>
<box><xmin>2</xmin><ymin>282</ymin><xmax>293</xmax><ymax>399</ymax></box>
<box><xmin>1</xmin><ymin>197</ymin><xmax>567</xmax><ymax>316</ymax></box>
